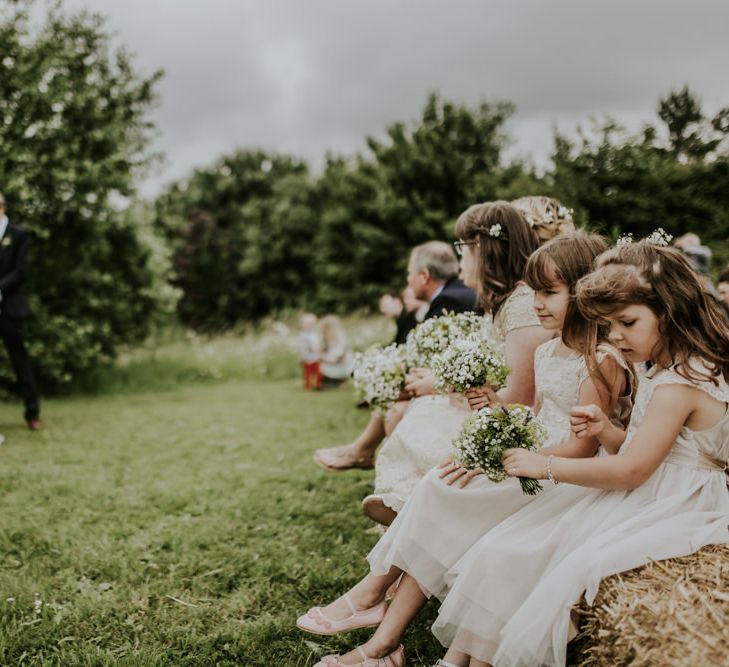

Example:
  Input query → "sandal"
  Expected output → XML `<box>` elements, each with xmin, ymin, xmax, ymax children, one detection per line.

<box><xmin>314</xmin><ymin>644</ymin><xmax>405</xmax><ymax>667</ymax></box>
<box><xmin>313</xmin><ymin>444</ymin><xmax>375</xmax><ymax>471</ymax></box>
<box><xmin>296</xmin><ymin>593</ymin><xmax>386</xmax><ymax>636</ymax></box>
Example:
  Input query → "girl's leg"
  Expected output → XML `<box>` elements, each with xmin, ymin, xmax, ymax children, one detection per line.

<box><xmin>438</xmin><ymin>649</ymin><xmax>471</xmax><ymax>667</ymax></box>
<box><xmin>384</xmin><ymin>400</ymin><xmax>410</xmax><ymax>436</ymax></box>
<box><xmin>317</xmin><ymin>567</ymin><xmax>402</xmax><ymax>621</ymax></box>
<box><xmin>325</xmin><ymin>574</ymin><xmax>429</xmax><ymax>664</ymax></box>
<box><xmin>314</xmin><ymin>413</ymin><xmax>386</xmax><ymax>470</ymax></box>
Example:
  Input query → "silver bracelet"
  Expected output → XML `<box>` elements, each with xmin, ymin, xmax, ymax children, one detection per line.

<box><xmin>547</xmin><ymin>455</ymin><xmax>559</xmax><ymax>485</ymax></box>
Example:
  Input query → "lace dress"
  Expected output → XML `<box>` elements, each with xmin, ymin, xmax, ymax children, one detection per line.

<box><xmin>433</xmin><ymin>361</ymin><xmax>729</xmax><ymax>666</ymax></box>
<box><xmin>373</xmin><ymin>284</ymin><xmax>539</xmax><ymax>513</ymax></box>
<box><xmin>367</xmin><ymin>338</ymin><xmax>632</xmax><ymax>600</ymax></box>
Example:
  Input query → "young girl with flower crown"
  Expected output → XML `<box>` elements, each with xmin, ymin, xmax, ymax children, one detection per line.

<box><xmin>432</xmin><ymin>240</ymin><xmax>729</xmax><ymax>667</ymax></box>
<box><xmin>297</xmin><ymin>231</ymin><xmax>634</xmax><ymax>667</ymax></box>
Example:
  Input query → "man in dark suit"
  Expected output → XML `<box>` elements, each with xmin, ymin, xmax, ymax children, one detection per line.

<box><xmin>313</xmin><ymin>240</ymin><xmax>476</xmax><ymax>474</ymax></box>
<box><xmin>407</xmin><ymin>240</ymin><xmax>477</xmax><ymax>318</ymax></box>
<box><xmin>0</xmin><ymin>193</ymin><xmax>41</xmax><ymax>430</ymax></box>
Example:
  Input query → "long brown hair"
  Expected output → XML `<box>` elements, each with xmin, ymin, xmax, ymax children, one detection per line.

<box><xmin>575</xmin><ymin>241</ymin><xmax>729</xmax><ymax>384</ymax></box>
<box><xmin>524</xmin><ymin>231</ymin><xmax>616</xmax><ymax>394</ymax></box>
<box><xmin>454</xmin><ymin>200</ymin><xmax>540</xmax><ymax>315</ymax></box>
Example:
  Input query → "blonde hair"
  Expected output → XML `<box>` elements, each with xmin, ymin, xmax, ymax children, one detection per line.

<box><xmin>511</xmin><ymin>196</ymin><xmax>575</xmax><ymax>243</ymax></box>
<box><xmin>320</xmin><ymin>314</ymin><xmax>346</xmax><ymax>347</ymax></box>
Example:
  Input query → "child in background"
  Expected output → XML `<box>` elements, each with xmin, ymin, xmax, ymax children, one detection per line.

<box><xmin>298</xmin><ymin>313</ymin><xmax>321</xmax><ymax>390</ymax></box>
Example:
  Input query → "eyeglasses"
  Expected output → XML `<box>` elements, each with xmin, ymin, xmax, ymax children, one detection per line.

<box><xmin>453</xmin><ymin>240</ymin><xmax>478</xmax><ymax>257</ymax></box>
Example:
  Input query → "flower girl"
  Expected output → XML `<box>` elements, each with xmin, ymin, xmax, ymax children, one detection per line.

<box><xmin>433</xmin><ymin>240</ymin><xmax>729</xmax><ymax>667</ymax></box>
<box><xmin>366</xmin><ymin>200</ymin><xmax>553</xmax><ymax>524</ymax></box>
<box><xmin>298</xmin><ymin>231</ymin><xmax>634</xmax><ymax>667</ymax></box>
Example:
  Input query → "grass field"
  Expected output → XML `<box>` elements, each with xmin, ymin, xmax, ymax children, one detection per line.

<box><xmin>0</xmin><ymin>320</ymin><xmax>445</xmax><ymax>666</ymax></box>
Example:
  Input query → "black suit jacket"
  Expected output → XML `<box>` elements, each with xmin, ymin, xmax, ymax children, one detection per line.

<box><xmin>0</xmin><ymin>222</ymin><xmax>31</xmax><ymax>318</ymax></box>
<box><xmin>424</xmin><ymin>278</ymin><xmax>477</xmax><ymax>320</ymax></box>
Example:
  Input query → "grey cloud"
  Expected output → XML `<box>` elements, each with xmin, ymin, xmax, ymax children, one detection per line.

<box><xmin>65</xmin><ymin>0</ymin><xmax>729</xmax><ymax>195</ymax></box>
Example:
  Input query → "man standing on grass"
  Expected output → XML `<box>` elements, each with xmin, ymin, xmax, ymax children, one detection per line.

<box><xmin>0</xmin><ymin>192</ymin><xmax>41</xmax><ymax>431</ymax></box>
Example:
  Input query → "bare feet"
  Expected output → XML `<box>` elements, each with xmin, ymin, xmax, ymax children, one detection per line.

<box><xmin>362</xmin><ymin>495</ymin><xmax>397</xmax><ymax>526</ymax></box>
<box><xmin>313</xmin><ymin>443</ymin><xmax>375</xmax><ymax>471</ymax></box>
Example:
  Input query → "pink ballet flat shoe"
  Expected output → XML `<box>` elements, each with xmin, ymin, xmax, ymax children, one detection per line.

<box><xmin>314</xmin><ymin>644</ymin><xmax>405</xmax><ymax>667</ymax></box>
<box><xmin>296</xmin><ymin>593</ymin><xmax>387</xmax><ymax>636</ymax></box>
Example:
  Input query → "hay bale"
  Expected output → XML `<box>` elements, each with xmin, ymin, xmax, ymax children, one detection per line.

<box><xmin>569</xmin><ymin>544</ymin><xmax>729</xmax><ymax>667</ymax></box>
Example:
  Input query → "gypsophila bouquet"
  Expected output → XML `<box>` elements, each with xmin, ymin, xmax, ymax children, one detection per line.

<box><xmin>452</xmin><ymin>405</ymin><xmax>546</xmax><ymax>495</ymax></box>
<box><xmin>431</xmin><ymin>338</ymin><xmax>510</xmax><ymax>393</ymax></box>
<box><xmin>351</xmin><ymin>344</ymin><xmax>407</xmax><ymax>414</ymax></box>
<box><xmin>405</xmin><ymin>311</ymin><xmax>484</xmax><ymax>368</ymax></box>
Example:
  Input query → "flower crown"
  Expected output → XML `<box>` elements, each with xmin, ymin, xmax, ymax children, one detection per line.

<box><xmin>616</xmin><ymin>228</ymin><xmax>673</xmax><ymax>248</ymax></box>
<box><xmin>525</xmin><ymin>206</ymin><xmax>573</xmax><ymax>228</ymax></box>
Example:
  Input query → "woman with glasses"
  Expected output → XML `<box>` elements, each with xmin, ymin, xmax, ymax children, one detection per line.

<box><xmin>363</xmin><ymin>201</ymin><xmax>555</xmax><ymax>526</ymax></box>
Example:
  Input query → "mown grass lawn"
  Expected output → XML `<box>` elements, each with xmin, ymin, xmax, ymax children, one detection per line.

<box><xmin>0</xmin><ymin>372</ymin><xmax>443</xmax><ymax>666</ymax></box>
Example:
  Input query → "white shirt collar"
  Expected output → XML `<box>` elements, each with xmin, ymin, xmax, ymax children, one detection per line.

<box><xmin>430</xmin><ymin>283</ymin><xmax>445</xmax><ymax>303</ymax></box>
<box><xmin>0</xmin><ymin>216</ymin><xmax>8</xmax><ymax>241</ymax></box>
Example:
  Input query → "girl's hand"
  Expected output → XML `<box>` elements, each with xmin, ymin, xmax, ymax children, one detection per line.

<box><xmin>405</xmin><ymin>370</ymin><xmax>435</xmax><ymax>396</ymax></box>
<box><xmin>570</xmin><ymin>404</ymin><xmax>607</xmax><ymax>439</ymax></box>
<box><xmin>465</xmin><ymin>384</ymin><xmax>498</xmax><ymax>411</ymax></box>
<box><xmin>502</xmin><ymin>448</ymin><xmax>548</xmax><ymax>480</ymax></box>
<box><xmin>407</xmin><ymin>367</ymin><xmax>428</xmax><ymax>379</ymax></box>
<box><xmin>438</xmin><ymin>460</ymin><xmax>484</xmax><ymax>488</ymax></box>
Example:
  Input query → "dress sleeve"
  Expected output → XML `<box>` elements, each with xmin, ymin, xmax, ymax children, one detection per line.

<box><xmin>650</xmin><ymin>362</ymin><xmax>729</xmax><ymax>405</ymax></box>
<box><xmin>498</xmin><ymin>284</ymin><xmax>540</xmax><ymax>335</ymax></box>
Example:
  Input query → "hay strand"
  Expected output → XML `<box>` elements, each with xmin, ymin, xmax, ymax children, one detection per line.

<box><xmin>569</xmin><ymin>544</ymin><xmax>729</xmax><ymax>667</ymax></box>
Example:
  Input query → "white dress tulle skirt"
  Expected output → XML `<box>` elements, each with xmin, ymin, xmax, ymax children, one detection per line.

<box><xmin>367</xmin><ymin>339</ymin><xmax>629</xmax><ymax>600</ymax></box>
<box><xmin>432</xmin><ymin>364</ymin><xmax>729</xmax><ymax>666</ymax></box>
<box><xmin>374</xmin><ymin>394</ymin><xmax>471</xmax><ymax>512</ymax></box>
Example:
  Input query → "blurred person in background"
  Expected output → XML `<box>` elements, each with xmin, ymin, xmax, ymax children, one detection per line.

<box><xmin>717</xmin><ymin>268</ymin><xmax>729</xmax><ymax>316</ymax></box>
<box><xmin>319</xmin><ymin>315</ymin><xmax>353</xmax><ymax>387</ymax></box>
<box><xmin>298</xmin><ymin>312</ymin><xmax>322</xmax><ymax>390</ymax></box>
<box><xmin>0</xmin><ymin>192</ymin><xmax>41</xmax><ymax>431</ymax></box>
<box><xmin>379</xmin><ymin>287</ymin><xmax>428</xmax><ymax>346</ymax></box>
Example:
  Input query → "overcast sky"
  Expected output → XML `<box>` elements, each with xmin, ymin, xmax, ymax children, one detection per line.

<box><xmin>63</xmin><ymin>0</ymin><xmax>729</xmax><ymax>198</ymax></box>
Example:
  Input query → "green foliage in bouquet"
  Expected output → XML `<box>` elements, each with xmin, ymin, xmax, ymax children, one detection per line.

<box><xmin>453</xmin><ymin>404</ymin><xmax>546</xmax><ymax>495</ymax></box>
<box><xmin>431</xmin><ymin>337</ymin><xmax>510</xmax><ymax>393</ymax></box>
<box><xmin>0</xmin><ymin>4</ymin><xmax>168</xmax><ymax>387</ymax></box>
<box><xmin>405</xmin><ymin>311</ymin><xmax>484</xmax><ymax>369</ymax></box>
<box><xmin>351</xmin><ymin>344</ymin><xmax>407</xmax><ymax>415</ymax></box>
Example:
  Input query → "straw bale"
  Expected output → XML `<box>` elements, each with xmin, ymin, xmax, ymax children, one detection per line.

<box><xmin>569</xmin><ymin>544</ymin><xmax>729</xmax><ymax>667</ymax></box>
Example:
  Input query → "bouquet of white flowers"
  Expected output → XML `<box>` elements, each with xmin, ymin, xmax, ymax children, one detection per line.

<box><xmin>351</xmin><ymin>344</ymin><xmax>407</xmax><ymax>414</ymax></box>
<box><xmin>405</xmin><ymin>311</ymin><xmax>484</xmax><ymax>369</ymax></box>
<box><xmin>452</xmin><ymin>405</ymin><xmax>546</xmax><ymax>495</ymax></box>
<box><xmin>431</xmin><ymin>337</ymin><xmax>510</xmax><ymax>393</ymax></box>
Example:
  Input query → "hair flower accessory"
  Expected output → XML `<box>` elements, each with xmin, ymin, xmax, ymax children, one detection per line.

<box><xmin>542</xmin><ymin>211</ymin><xmax>554</xmax><ymax>224</ymax></box>
<box><xmin>616</xmin><ymin>233</ymin><xmax>634</xmax><ymax>246</ymax></box>
<box><xmin>488</xmin><ymin>224</ymin><xmax>502</xmax><ymax>238</ymax></box>
<box><xmin>646</xmin><ymin>228</ymin><xmax>673</xmax><ymax>247</ymax></box>
<box><xmin>557</xmin><ymin>206</ymin><xmax>573</xmax><ymax>219</ymax></box>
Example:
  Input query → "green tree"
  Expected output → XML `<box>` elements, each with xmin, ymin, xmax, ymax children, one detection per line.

<box><xmin>155</xmin><ymin>150</ymin><xmax>312</xmax><ymax>329</ymax></box>
<box><xmin>551</xmin><ymin>88</ymin><xmax>729</xmax><ymax>256</ymax></box>
<box><xmin>0</xmin><ymin>3</ymin><xmax>165</xmax><ymax>386</ymax></box>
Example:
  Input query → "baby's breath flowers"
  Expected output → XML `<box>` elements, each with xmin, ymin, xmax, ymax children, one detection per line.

<box><xmin>405</xmin><ymin>311</ymin><xmax>483</xmax><ymax>369</ymax></box>
<box><xmin>431</xmin><ymin>338</ymin><xmax>510</xmax><ymax>393</ymax></box>
<box><xmin>351</xmin><ymin>344</ymin><xmax>407</xmax><ymax>414</ymax></box>
<box><xmin>452</xmin><ymin>405</ymin><xmax>546</xmax><ymax>495</ymax></box>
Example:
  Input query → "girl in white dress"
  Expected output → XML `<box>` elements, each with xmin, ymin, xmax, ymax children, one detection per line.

<box><xmin>298</xmin><ymin>231</ymin><xmax>633</xmax><ymax>667</ymax></box>
<box><xmin>363</xmin><ymin>200</ymin><xmax>552</xmax><ymax>525</ymax></box>
<box><xmin>434</xmin><ymin>240</ymin><xmax>729</xmax><ymax>667</ymax></box>
<box><xmin>313</xmin><ymin>198</ymin><xmax>573</xmax><ymax>478</ymax></box>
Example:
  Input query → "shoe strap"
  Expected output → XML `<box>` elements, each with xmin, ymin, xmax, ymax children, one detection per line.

<box><xmin>342</xmin><ymin>592</ymin><xmax>358</xmax><ymax>616</ymax></box>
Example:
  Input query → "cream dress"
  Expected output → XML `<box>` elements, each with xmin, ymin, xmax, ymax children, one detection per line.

<box><xmin>433</xmin><ymin>361</ymin><xmax>729</xmax><ymax>666</ymax></box>
<box><xmin>374</xmin><ymin>284</ymin><xmax>539</xmax><ymax>513</ymax></box>
<box><xmin>367</xmin><ymin>338</ymin><xmax>632</xmax><ymax>599</ymax></box>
